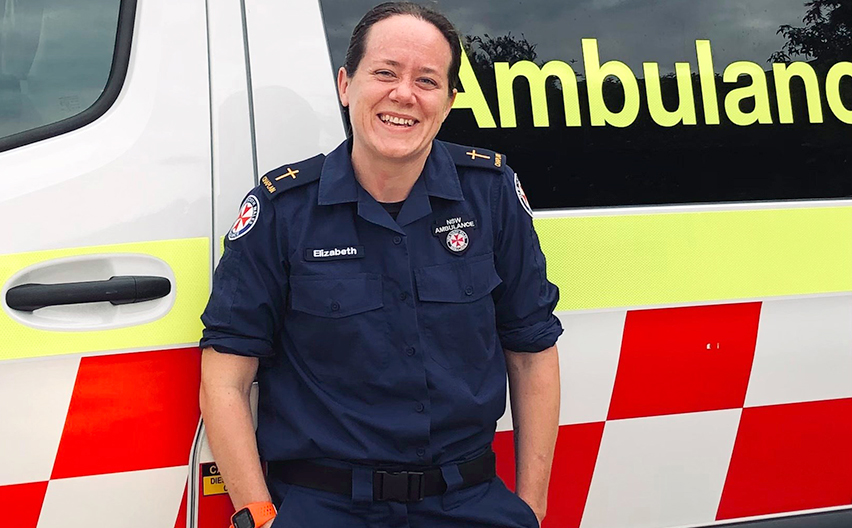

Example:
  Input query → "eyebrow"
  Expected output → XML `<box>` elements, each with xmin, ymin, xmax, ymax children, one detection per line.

<box><xmin>379</xmin><ymin>59</ymin><xmax>441</xmax><ymax>75</ymax></box>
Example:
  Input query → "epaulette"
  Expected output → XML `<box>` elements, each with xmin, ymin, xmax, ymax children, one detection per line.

<box><xmin>442</xmin><ymin>142</ymin><xmax>505</xmax><ymax>172</ymax></box>
<box><xmin>258</xmin><ymin>153</ymin><xmax>326</xmax><ymax>199</ymax></box>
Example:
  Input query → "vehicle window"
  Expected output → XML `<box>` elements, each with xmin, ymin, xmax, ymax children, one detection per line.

<box><xmin>0</xmin><ymin>0</ymin><xmax>123</xmax><ymax>145</ymax></box>
<box><xmin>319</xmin><ymin>0</ymin><xmax>852</xmax><ymax>208</ymax></box>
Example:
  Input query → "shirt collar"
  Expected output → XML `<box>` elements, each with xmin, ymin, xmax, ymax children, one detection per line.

<box><xmin>422</xmin><ymin>140</ymin><xmax>465</xmax><ymax>201</ymax></box>
<box><xmin>317</xmin><ymin>140</ymin><xmax>359</xmax><ymax>205</ymax></box>
<box><xmin>317</xmin><ymin>139</ymin><xmax>465</xmax><ymax>206</ymax></box>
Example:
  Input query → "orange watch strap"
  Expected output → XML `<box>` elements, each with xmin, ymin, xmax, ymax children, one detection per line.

<box><xmin>229</xmin><ymin>501</ymin><xmax>277</xmax><ymax>528</ymax></box>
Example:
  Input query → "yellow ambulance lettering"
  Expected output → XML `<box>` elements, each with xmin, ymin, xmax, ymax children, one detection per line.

<box><xmin>495</xmin><ymin>60</ymin><xmax>581</xmax><ymax>128</ymax></box>
<box><xmin>826</xmin><ymin>62</ymin><xmax>852</xmax><ymax>124</ymax></box>
<box><xmin>454</xmin><ymin>49</ymin><xmax>497</xmax><ymax>128</ymax></box>
<box><xmin>773</xmin><ymin>62</ymin><xmax>824</xmax><ymax>124</ymax></box>
<box><xmin>695</xmin><ymin>40</ymin><xmax>721</xmax><ymax>125</ymax></box>
<box><xmin>454</xmin><ymin>38</ymin><xmax>852</xmax><ymax>128</ymax></box>
<box><xmin>723</xmin><ymin>61</ymin><xmax>773</xmax><ymax>126</ymax></box>
<box><xmin>644</xmin><ymin>62</ymin><xmax>697</xmax><ymax>127</ymax></box>
<box><xmin>582</xmin><ymin>39</ymin><xmax>640</xmax><ymax>128</ymax></box>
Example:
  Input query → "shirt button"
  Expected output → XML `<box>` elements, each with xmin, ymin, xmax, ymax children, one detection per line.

<box><xmin>415</xmin><ymin>402</ymin><xmax>424</xmax><ymax>413</ymax></box>
<box><xmin>416</xmin><ymin>447</ymin><xmax>425</xmax><ymax>457</ymax></box>
<box><xmin>464</xmin><ymin>286</ymin><xmax>474</xmax><ymax>296</ymax></box>
<box><xmin>405</xmin><ymin>346</ymin><xmax>416</xmax><ymax>356</ymax></box>
<box><xmin>393</xmin><ymin>236</ymin><xmax>402</xmax><ymax>245</ymax></box>
<box><xmin>330</xmin><ymin>301</ymin><xmax>340</xmax><ymax>311</ymax></box>
<box><xmin>399</xmin><ymin>291</ymin><xmax>408</xmax><ymax>301</ymax></box>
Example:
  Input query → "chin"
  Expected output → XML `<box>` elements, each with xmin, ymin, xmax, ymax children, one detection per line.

<box><xmin>375</xmin><ymin>140</ymin><xmax>428</xmax><ymax>161</ymax></box>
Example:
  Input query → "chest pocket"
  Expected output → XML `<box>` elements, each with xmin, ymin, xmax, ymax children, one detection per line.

<box><xmin>287</xmin><ymin>274</ymin><xmax>387</xmax><ymax>380</ymax></box>
<box><xmin>290</xmin><ymin>274</ymin><xmax>383</xmax><ymax>317</ymax></box>
<box><xmin>414</xmin><ymin>253</ymin><xmax>502</xmax><ymax>370</ymax></box>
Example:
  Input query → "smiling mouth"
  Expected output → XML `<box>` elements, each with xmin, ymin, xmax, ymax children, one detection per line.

<box><xmin>378</xmin><ymin>114</ymin><xmax>418</xmax><ymax>127</ymax></box>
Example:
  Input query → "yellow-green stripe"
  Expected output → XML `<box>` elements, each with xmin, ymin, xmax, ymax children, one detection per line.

<box><xmin>535</xmin><ymin>206</ymin><xmax>852</xmax><ymax>311</ymax></box>
<box><xmin>1</xmin><ymin>238</ymin><xmax>209</xmax><ymax>361</ymax></box>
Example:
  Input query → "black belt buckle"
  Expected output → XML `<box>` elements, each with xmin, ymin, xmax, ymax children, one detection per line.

<box><xmin>375</xmin><ymin>470</ymin><xmax>425</xmax><ymax>502</ymax></box>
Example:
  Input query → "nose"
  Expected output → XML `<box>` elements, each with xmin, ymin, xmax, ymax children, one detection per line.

<box><xmin>389</xmin><ymin>78</ymin><xmax>415</xmax><ymax>104</ymax></box>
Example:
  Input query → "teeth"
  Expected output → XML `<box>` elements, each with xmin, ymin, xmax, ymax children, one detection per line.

<box><xmin>380</xmin><ymin>114</ymin><xmax>415</xmax><ymax>126</ymax></box>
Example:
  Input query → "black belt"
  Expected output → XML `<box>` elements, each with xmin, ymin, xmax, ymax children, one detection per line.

<box><xmin>267</xmin><ymin>450</ymin><xmax>496</xmax><ymax>503</ymax></box>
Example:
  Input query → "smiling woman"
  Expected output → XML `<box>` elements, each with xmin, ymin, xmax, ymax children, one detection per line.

<box><xmin>199</xmin><ymin>4</ymin><xmax>562</xmax><ymax>528</ymax></box>
<box><xmin>336</xmin><ymin>13</ymin><xmax>458</xmax><ymax>200</ymax></box>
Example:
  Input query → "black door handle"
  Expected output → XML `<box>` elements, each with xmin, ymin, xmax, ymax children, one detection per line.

<box><xmin>5</xmin><ymin>276</ymin><xmax>172</xmax><ymax>312</ymax></box>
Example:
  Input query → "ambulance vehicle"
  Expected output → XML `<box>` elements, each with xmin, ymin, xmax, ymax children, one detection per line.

<box><xmin>0</xmin><ymin>0</ymin><xmax>850</xmax><ymax>527</ymax></box>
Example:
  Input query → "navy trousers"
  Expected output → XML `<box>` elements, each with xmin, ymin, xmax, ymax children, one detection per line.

<box><xmin>267</xmin><ymin>474</ymin><xmax>540</xmax><ymax>528</ymax></box>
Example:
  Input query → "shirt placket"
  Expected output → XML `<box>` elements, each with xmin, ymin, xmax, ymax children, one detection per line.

<box><xmin>357</xmin><ymin>186</ymin><xmax>434</xmax><ymax>462</ymax></box>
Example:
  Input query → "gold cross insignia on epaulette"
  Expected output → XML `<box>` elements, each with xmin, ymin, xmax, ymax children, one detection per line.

<box><xmin>466</xmin><ymin>150</ymin><xmax>490</xmax><ymax>161</ymax></box>
<box><xmin>275</xmin><ymin>167</ymin><xmax>299</xmax><ymax>181</ymax></box>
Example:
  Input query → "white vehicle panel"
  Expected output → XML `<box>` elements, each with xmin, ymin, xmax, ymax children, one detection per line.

<box><xmin>206</xmin><ymin>0</ymin><xmax>256</xmax><ymax>259</ymax></box>
<box><xmin>582</xmin><ymin>409</ymin><xmax>741</xmax><ymax>528</ymax></box>
<box><xmin>243</xmin><ymin>0</ymin><xmax>345</xmax><ymax>173</ymax></box>
<box><xmin>0</xmin><ymin>0</ymin><xmax>211</xmax><ymax>253</ymax></box>
<box><xmin>0</xmin><ymin>356</ymin><xmax>79</xmax><ymax>486</ymax></box>
<box><xmin>37</xmin><ymin>466</ymin><xmax>187</xmax><ymax>528</ymax></box>
<box><xmin>0</xmin><ymin>1</ymin><xmax>213</xmax><ymax>526</ymax></box>
<box><xmin>746</xmin><ymin>295</ymin><xmax>852</xmax><ymax>408</ymax></box>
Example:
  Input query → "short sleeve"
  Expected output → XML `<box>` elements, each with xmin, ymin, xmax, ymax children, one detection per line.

<box><xmin>199</xmin><ymin>191</ymin><xmax>288</xmax><ymax>358</ymax></box>
<box><xmin>491</xmin><ymin>166</ymin><xmax>563</xmax><ymax>352</ymax></box>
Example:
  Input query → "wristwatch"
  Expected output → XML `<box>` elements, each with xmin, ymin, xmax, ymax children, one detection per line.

<box><xmin>230</xmin><ymin>501</ymin><xmax>277</xmax><ymax>528</ymax></box>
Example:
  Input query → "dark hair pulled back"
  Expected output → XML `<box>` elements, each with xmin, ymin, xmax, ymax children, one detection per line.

<box><xmin>343</xmin><ymin>2</ymin><xmax>461</xmax><ymax>95</ymax></box>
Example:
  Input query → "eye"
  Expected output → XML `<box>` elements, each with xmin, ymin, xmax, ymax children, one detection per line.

<box><xmin>417</xmin><ymin>77</ymin><xmax>439</xmax><ymax>88</ymax></box>
<box><xmin>374</xmin><ymin>69</ymin><xmax>396</xmax><ymax>79</ymax></box>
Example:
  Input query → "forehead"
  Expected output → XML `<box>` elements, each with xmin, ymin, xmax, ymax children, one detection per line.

<box><xmin>362</xmin><ymin>15</ymin><xmax>452</xmax><ymax>74</ymax></box>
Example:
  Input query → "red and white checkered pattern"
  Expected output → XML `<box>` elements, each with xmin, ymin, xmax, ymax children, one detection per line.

<box><xmin>0</xmin><ymin>348</ymin><xmax>200</xmax><ymax>528</ymax></box>
<box><xmin>495</xmin><ymin>295</ymin><xmax>852</xmax><ymax>528</ymax></box>
<box><xmin>2</xmin><ymin>297</ymin><xmax>851</xmax><ymax>528</ymax></box>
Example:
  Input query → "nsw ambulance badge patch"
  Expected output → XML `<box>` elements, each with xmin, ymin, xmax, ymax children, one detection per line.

<box><xmin>514</xmin><ymin>173</ymin><xmax>533</xmax><ymax>218</ymax></box>
<box><xmin>228</xmin><ymin>195</ymin><xmax>260</xmax><ymax>240</ymax></box>
<box><xmin>434</xmin><ymin>214</ymin><xmax>475</xmax><ymax>255</ymax></box>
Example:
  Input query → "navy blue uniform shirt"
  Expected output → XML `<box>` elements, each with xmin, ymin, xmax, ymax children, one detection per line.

<box><xmin>200</xmin><ymin>139</ymin><xmax>562</xmax><ymax>466</ymax></box>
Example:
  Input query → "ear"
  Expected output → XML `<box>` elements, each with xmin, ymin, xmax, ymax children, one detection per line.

<box><xmin>442</xmin><ymin>88</ymin><xmax>458</xmax><ymax>121</ymax></box>
<box><xmin>337</xmin><ymin>67</ymin><xmax>351</xmax><ymax>107</ymax></box>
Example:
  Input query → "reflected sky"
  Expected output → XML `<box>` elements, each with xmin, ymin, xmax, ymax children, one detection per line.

<box><xmin>0</xmin><ymin>0</ymin><xmax>121</xmax><ymax>138</ymax></box>
<box><xmin>321</xmin><ymin>0</ymin><xmax>810</xmax><ymax>75</ymax></box>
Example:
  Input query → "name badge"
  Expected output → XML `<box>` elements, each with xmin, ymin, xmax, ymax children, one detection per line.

<box><xmin>304</xmin><ymin>246</ymin><xmax>365</xmax><ymax>261</ymax></box>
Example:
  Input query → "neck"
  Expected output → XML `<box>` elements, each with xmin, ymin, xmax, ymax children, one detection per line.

<box><xmin>351</xmin><ymin>142</ymin><xmax>431</xmax><ymax>203</ymax></box>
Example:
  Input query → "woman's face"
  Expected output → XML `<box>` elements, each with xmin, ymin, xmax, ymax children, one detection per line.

<box><xmin>337</xmin><ymin>15</ymin><xmax>456</xmax><ymax>165</ymax></box>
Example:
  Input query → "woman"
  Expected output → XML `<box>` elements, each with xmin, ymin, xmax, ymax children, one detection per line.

<box><xmin>200</xmin><ymin>3</ymin><xmax>561</xmax><ymax>527</ymax></box>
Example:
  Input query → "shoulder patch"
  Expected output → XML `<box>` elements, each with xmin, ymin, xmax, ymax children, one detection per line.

<box><xmin>259</xmin><ymin>153</ymin><xmax>325</xmax><ymax>199</ymax></box>
<box><xmin>441</xmin><ymin>142</ymin><xmax>505</xmax><ymax>172</ymax></box>
<box><xmin>228</xmin><ymin>195</ymin><xmax>260</xmax><ymax>241</ymax></box>
<box><xmin>514</xmin><ymin>173</ymin><xmax>534</xmax><ymax>218</ymax></box>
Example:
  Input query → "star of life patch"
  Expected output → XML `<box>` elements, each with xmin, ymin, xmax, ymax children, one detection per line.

<box><xmin>446</xmin><ymin>229</ymin><xmax>469</xmax><ymax>253</ymax></box>
<box><xmin>514</xmin><ymin>173</ymin><xmax>534</xmax><ymax>218</ymax></box>
<box><xmin>228</xmin><ymin>195</ymin><xmax>260</xmax><ymax>241</ymax></box>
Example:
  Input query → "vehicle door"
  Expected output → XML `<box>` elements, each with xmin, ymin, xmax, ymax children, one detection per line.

<box><xmin>0</xmin><ymin>1</ymin><xmax>212</xmax><ymax>527</ymax></box>
<box><xmin>190</xmin><ymin>0</ymin><xmax>342</xmax><ymax>526</ymax></box>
